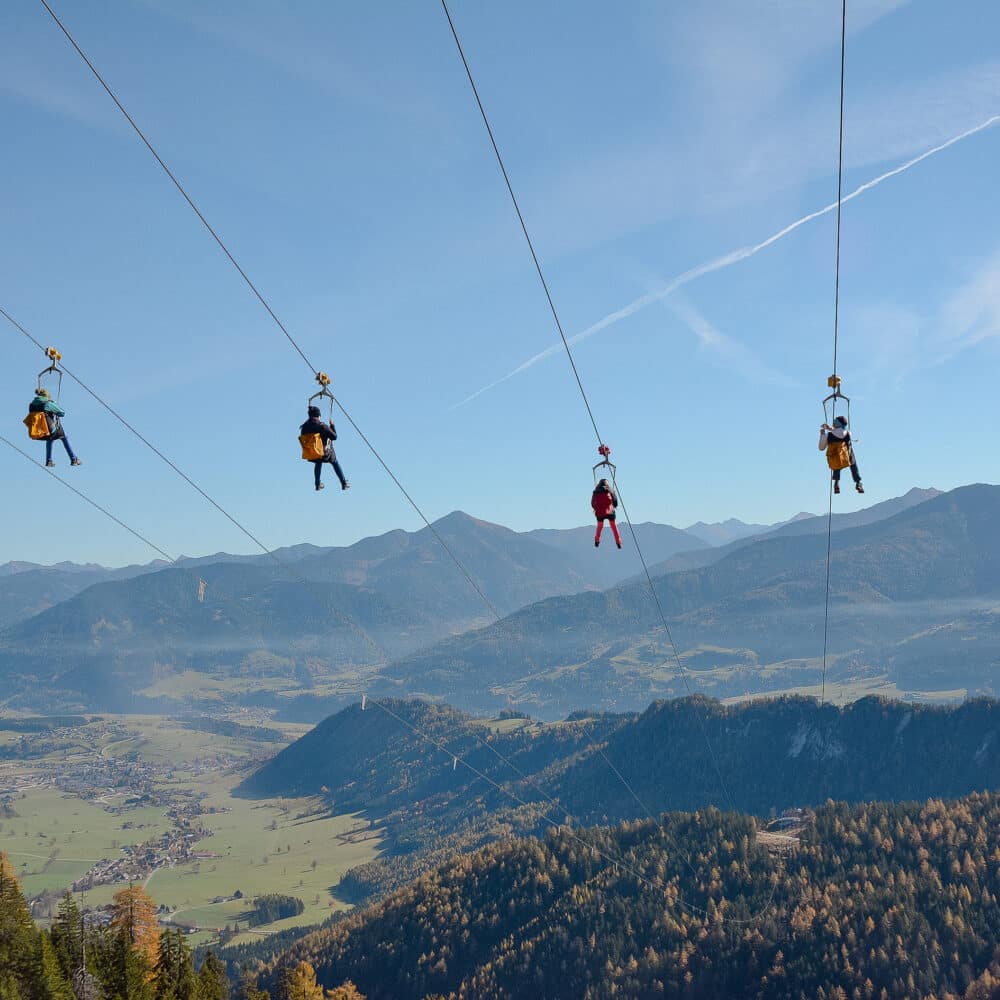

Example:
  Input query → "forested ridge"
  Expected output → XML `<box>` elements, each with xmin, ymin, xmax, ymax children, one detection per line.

<box><xmin>555</xmin><ymin>695</ymin><xmax>1000</xmax><ymax>817</ymax></box>
<box><xmin>248</xmin><ymin>696</ymin><xmax>1000</xmax><ymax>821</ymax></box>
<box><xmin>242</xmin><ymin>700</ymin><xmax>624</xmax><ymax>900</ymax></box>
<box><xmin>259</xmin><ymin>792</ymin><xmax>1000</xmax><ymax>999</ymax></box>
<box><xmin>243</xmin><ymin>695</ymin><xmax>1000</xmax><ymax>903</ymax></box>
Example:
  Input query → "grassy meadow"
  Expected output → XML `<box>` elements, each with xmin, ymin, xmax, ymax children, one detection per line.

<box><xmin>0</xmin><ymin>788</ymin><xmax>172</xmax><ymax>896</ymax></box>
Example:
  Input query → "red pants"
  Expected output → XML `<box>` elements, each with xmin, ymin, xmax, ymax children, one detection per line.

<box><xmin>595</xmin><ymin>517</ymin><xmax>621</xmax><ymax>545</ymax></box>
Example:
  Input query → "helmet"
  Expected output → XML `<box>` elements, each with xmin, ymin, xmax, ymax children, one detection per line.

<box><xmin>35</xmin><ymin>387</ymin><xmax>50</xmax><ymax>398</ymax></box>
<box><xmin>833</xmin><ymin>415</ymin><xmax>848</xmax><ymax>427</ymax></box>
<box><xmin>307</xmin><ymin>405</ymin><xmax>321</xmax><ymax>418</ymax></box>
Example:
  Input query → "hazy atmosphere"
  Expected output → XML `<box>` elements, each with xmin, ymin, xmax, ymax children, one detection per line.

<box><xmin>3</xmin><ymin>3</ymin><xmax>1000</xmax><ymax>999</ymax></box>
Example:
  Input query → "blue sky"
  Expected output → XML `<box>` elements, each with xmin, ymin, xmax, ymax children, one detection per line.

<box><xmin>2</xmin><ymin>0</ymin><xmax>999</xmax><ymax>566</ymax></box>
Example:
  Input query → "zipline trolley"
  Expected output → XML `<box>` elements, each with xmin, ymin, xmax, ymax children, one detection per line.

<box><xmin>37</xmin><ymin>346</ymin><xmax>64</xmax><ymax>400</ymax></box>
<box><xmin>822</xmin><ymin>373</ymin><xmax>850</xmax><ymax>427</ymax></box>
<box><xmin>308</xmin><ymin>371</ymin><xmax>335</xmax><ymax>419</ymax></box>
<box><xmin>592</xmin><ymin>443</ymin><xmax>616</xmax><ymax>484</ymax></box>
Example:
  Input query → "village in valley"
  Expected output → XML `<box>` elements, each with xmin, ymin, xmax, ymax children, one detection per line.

<box><xmin>0</xmin><ymin>712</ymin><xmax>379</xmax><ymax>941</ymax></box>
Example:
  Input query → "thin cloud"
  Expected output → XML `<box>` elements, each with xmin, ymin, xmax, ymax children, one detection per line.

<box><xmin>452</xmin><ymin>113</ymin><xmax>1000</xmax><ymax>410</ymax></box>
<box><xmin>933</xmin><ymin>248</ymin><xmax>1000</xmax><ymax>361</ymax></box>
<box><xmin>0</xmin><ymin>64</ymin><xmax>116</xmax><ymax>133</ymax></box>
<box><xmin>849</xmin><ymin>248</ymin><xmax>1000</xmax><ymax>375</ymax></box>
<box><xmin>139</xmin><ymin>0</ymin><xmax>445</xmax><ymax>131</ymax></box>
<box><xmin>669</xmin><ymin>298</ymin><xmax>799</xmax><ymax>388</ymax></box>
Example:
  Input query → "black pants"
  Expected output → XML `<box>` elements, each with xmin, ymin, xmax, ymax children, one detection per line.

<box><xmin>832</xmin><ymin>462</ymin><xmax>861</xmax><ymax>484</ymax></box>
<box><xmin>313</xmin><ymin>456</ymin><xmax>347</xmax><ymax>488</ymax></box>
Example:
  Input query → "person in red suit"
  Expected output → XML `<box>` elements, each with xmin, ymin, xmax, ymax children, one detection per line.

<box><xmin>591</xmin><ymin>478</ymin><xmax>622</xmax><ymax>548</ymax></box>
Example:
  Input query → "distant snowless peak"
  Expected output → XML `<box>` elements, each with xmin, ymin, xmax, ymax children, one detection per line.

<box><xmin>683</xmin><ymin>488</ymin><xmax>942</xmax><ymax>547</ymax></box>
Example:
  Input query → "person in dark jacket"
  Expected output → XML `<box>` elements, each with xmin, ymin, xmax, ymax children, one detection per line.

<box><xmin>819</xmin><ymin>414</ymin><xmax>863</xmax><ymax>494</ymax></box>
<box><xmin>300</xmin><ymin>405</ymin><xmax>349</xmax><ymax>491</ymax></box>
<box><xmin>29</xmin><ymin>388</ymin><xmax>80</xmax><ymax>467</ymax></box>
<box><xmin>591</xmin><ymin>478</ymin><xmax>621</xmax><ymax>548</ymax></box>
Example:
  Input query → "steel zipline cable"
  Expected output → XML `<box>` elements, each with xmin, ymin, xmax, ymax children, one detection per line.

<box><xmin>31</xmin><ymin>0</ymin><xmax>790</xmax><ymax>918</ymax></box>
<box><xmin>8</xmin><ymin>308</ymin><xmax>726</xmax><ymax>914</ymax></box>
<box><xmin>2</xmin><ymin>305</ymin><xmax>387</xmax><ymax>663</ymax></box>
<box><xmin>0</xmin><ymin>434</ymin><xmax>175</xmax><ymax>564</ymax></box>
<box><xmin>7</xmin><ymin>341</ymin><xmax>744</xmax><ymax>921</ymax></box>
<box><xmin>4</xmin><ymin>344</ymin><xmax>730</xmax><ymax>925</ymax></box>
<box><xmin>439</xmin><ymin>0</ymin><xmax>736</xmax><ymax>814</ymax></box>
<box><xmin>34</xmin><ymin>0</ymin><xmax>502</xmax><ymax>628</ymax></box>
<box><xmin>365</xmin><ymin>696</ymin><xmax>778</xmax><ymax>923</ymax></box>
<box><xmin>820</xmin><ymin>0</ymin><xmax>849</xmax><ymax>709</ymax></box>
<box><xmin>4</xmin><ymin>306</ymin><xmax>289</xmax><ymax>567</ymax></box>
<box><xmin>28</xmin><ymin>0</ymin><xmax>704</xmax><ymax>895</ymax></box>
<box><xmin>0</xmin><ymin>427</ymin><xmax>369</xmax><ymax>708</ymax></box>
<box><xmin>29</xmin><ymin>0</ymin><xmax>659</xmax><ymax>795</ymax></box>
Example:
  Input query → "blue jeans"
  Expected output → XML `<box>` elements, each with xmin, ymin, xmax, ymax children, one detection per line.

<box><xmin>313</xmin><ymin>457</ymin><xmax>346</xmax><ymax>488</ymax></box>
<box><xmin>832</xmin><ymin>462</ymin><xmax>861</xmax><ymax>484</ymax></box>
<box><xmin>46</xmin><ymin>435</ymin><xmax>77</xmax><ymax>464</ymax></box>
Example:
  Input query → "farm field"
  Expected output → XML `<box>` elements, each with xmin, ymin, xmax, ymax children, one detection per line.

<box><xmin>95</xmin><ymin>713</ymin><xmax>314</xmax><ymax>761</ymax></box>
<box><xmin>85</xmin><ymin>775</ymin><xmax>383</xmax><ymax>934</ymax></box>
<box><xmin>134</xmin><ymin>662</ymin><xmax>384</xmax><ymax>713</ymax></box>
<box><xmin>0</xmin><ymin>787</ymin><xmax>173</xmax><ymax>896</ymax></box>
<box><xmin>137</xmin><ymin>670</ymin><xmax>302</xmax><ymax>702</ymax></box>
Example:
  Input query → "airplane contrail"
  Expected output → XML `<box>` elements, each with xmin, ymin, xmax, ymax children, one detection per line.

<box><xmin>451</xmin><ymin>113</ymin><xmax>1000</xmax><ymax>410</ymax></box>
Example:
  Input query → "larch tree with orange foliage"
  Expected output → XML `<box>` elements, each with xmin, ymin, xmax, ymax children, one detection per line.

<box><xmin>282</xmin><ymin>961</ymin><xmax>325</xmax><ymax>1000</ymax></box>
<box><xmin>326</xmin><ymin>982</ymin><xmax>366</xmax><ymax>1000</ymax></box>
<box><xmin>111</xmin><ymin>884</ymin><xmax>160</xmax><ymax>968</ymax></box>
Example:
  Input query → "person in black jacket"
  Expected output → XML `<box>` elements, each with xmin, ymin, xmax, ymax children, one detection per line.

<box><xmin>819</xmin><ymin>414</ymin><xmax>863</xmax><ymax>495</ymax></box>
<box><xmin>300</xmin><ymin>406</ymin><xmax>349</xmax><ymax>491</ymax></box>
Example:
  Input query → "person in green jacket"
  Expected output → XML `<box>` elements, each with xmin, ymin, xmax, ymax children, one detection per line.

<box><xmin>28</xmin><ymin>388</ymin><xmax>80</xmax><ymax>467</ymax></box>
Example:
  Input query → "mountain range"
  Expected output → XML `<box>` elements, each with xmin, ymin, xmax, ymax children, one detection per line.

<box><xmin>0</xmin><ymin>484</ymin><xmax>980</xmax><ymax>716</ymax></box>
<box><xmin>0</xmin><ymin>514</ymin><xmax>708</xmax><ymax>633</ymax></box>
<box><xmin>374</xmin><ymin>486</ymin><xmax>981</xmax><ymax>716</ymax></box>
<box><xmin>7</xmin><ymin>497</ymin><xmax>871</xmax><ymax>630</ymax></box>
<box><xmin>0</xmin><ymin>512</ymin><xmax>709</xmax><ymax>711</ymax></box>
<box><xmin>683</xmin><ymin>512</ymin><xmax>813</xmax><ymax>545</ymax></box>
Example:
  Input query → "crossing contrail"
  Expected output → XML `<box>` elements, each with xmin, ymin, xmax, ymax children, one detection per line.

<box><xmin>452</xmin><ymin>113</ymin><xmax>1000</xmax><ymax>410</ymax></box>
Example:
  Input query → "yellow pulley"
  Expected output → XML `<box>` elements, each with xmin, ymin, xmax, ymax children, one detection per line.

<box><xmin>37</xmin><ymin>346</ymin><xmax>65</xmax><ymax>400</ymax></box>
<box><xmin>822</xmin><ymin>374</ymin><xmax>850</xmax><ymax>426</ymax></box>
<box><xmin>308</xmin><ymin>371</ymin><xmax>335</xmax><ymax>420</ymax></box>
